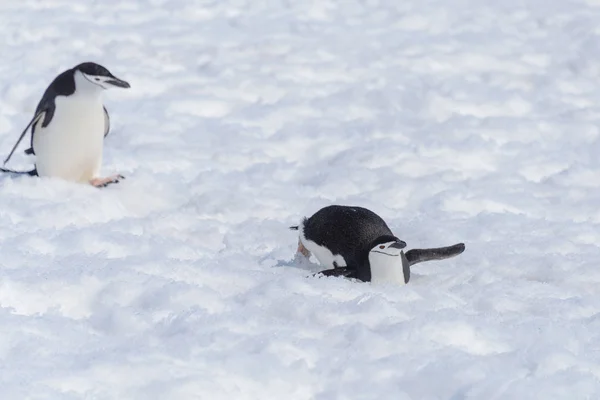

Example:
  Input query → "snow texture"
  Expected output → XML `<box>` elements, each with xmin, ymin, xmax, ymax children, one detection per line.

<box><xmin>1</xmin><ymin>0</ymin><xmax>600</xmax><ymax>398</ymax></box>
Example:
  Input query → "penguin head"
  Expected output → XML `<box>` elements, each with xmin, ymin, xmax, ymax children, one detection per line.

<box><xmin>367</xmin><ymin>236</ymin><xmax>410</xmax><ymax>285</ymax></box>
<box><xmin>73</xmin><ymin>62</ymin><xmax>131</xmax><ymax>91</ymax></box>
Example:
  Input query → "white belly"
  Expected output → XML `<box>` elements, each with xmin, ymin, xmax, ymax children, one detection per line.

<box><xmin>33</xmin><ymin>95</ymin><xmax>105</xmax><ymax>183</ymax></box>
<box><xmin>369</xmin><ymin>253</ymin><xmax>407</xmax><ymax>285</ymax></box>
<box><xmin>298</xmin><ymin>222</ymin><xmax>347</xmax><ymax>268</ymax></box>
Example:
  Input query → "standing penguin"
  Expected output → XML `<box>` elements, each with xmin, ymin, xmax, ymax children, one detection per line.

<box><xmin>291</xmin><ymin>205</ymin><xmax>465</xmax><ymax>284</ymax></box>
<box><xmin>1</xmin><ymin>62</ymin><xmax>130</xmax><ymax>187</ymax></box>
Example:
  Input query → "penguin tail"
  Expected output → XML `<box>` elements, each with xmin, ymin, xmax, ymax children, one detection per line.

<box><xmin>405</xmin><ymin>243</ymin><xmax>465</xmax><ymax>267</ymax></box>
<box><xmin>0</xmin><ymin>167</ymin><xmax>37</xmax><ymax>176</ymax></box>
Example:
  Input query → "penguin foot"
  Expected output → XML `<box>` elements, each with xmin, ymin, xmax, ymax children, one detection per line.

<box><xmin>90</xmin><ymin>174</ymin><xmax>125</xmax><ymax>188</ymax></box>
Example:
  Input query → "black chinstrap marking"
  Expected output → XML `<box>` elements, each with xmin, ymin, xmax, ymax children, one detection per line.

<box><xmin>370</xmin><ymin>250</ymin><xmax>401</xmax><ymax>256</ymax></box>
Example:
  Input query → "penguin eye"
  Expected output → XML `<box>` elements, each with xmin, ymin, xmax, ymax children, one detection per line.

<box><xmin>379</xmin><ymin>245</ymin><xmax>385</xmax><ymax>249</ymax></box>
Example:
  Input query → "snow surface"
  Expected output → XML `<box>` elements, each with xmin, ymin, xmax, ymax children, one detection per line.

<box><xmin>1</xmin><ymin>0</ymin><xmax>600</xmax><ymax>398</ymax></box>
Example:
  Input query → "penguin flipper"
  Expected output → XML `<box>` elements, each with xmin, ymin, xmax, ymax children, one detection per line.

<box><xmin>24</xmin><ymin>96</ymin><xmax>57</xmax><ymax>156</ymax></box>
<box><xmin>401</xmin><ymin>250</ymin><xmax>411</xmax><ymax>284</ymax></box>
<box><xmin>405</xmin><ymin>243</ymin><xmax>465</xmax><ymax>267</ymax></box>
<box><xmin>4</xmin><ymin>109</ymin><xmax>46</xmax><ymax>165</ymax></box>
<box><xmin>0</xmin><ymin>166</ymin><xmax>37</xmax><ymax>176</ymax></box>
<box><xmin>315</xmin><ymin>267</ymin><xmax>357</xmax><ymax>279</ymax></box>
<box><xmin>103</xmin><ymin>106</ymin><xmax>110</xmax><ymax>137</ymax></box>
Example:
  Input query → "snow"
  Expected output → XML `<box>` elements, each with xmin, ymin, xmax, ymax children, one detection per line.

<box><xmin>1</xmin><ymin>0</ymin><xmax>600</xmax><ymax>398</ymax></box>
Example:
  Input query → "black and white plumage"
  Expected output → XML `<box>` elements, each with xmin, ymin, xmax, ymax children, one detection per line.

<box><xmin>291</xmin><ymin>205</ymin><xmax>465</xmax><ymax>284</ymax></box>
<box><xmin>1</xmin><ymin>62</ymin><xmax>130</xmax><ymax>187</ymax></box>
<box><xmin>23</xmin><ymin>106</ymin><xmax>110</xmax><ymax>156</ymax></box>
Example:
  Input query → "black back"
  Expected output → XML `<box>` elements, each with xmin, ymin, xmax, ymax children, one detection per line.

<box><xmin>28</xmin><ymin>68</ymin><xmax>77</xmax><ymax>152</ymax></box>
<box><xmin>302</xmin><ymin>205</ymin><xmax>401</xmax><ymax>280</ymax></box>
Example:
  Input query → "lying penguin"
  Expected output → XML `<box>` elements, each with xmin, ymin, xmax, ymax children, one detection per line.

<box><xmin>1</xmin><ymin>62</ymin><xmax>130</xmax><ymax>187</ymax></box>
<box><xmin>290</xmin><ymin>205</ymin><xmax>465</xmax><ymax>284</ymax></box>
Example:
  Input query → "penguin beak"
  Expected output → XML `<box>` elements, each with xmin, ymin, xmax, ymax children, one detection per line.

<box><xmin>389</xmin><ymin>241</ymin><xmax>407</xmax><ymax>249</ymax></box>
<box><xmin>106</xmin><ymin>76</ymin><xmax>131</xmax><ymax>89</ymax></box>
